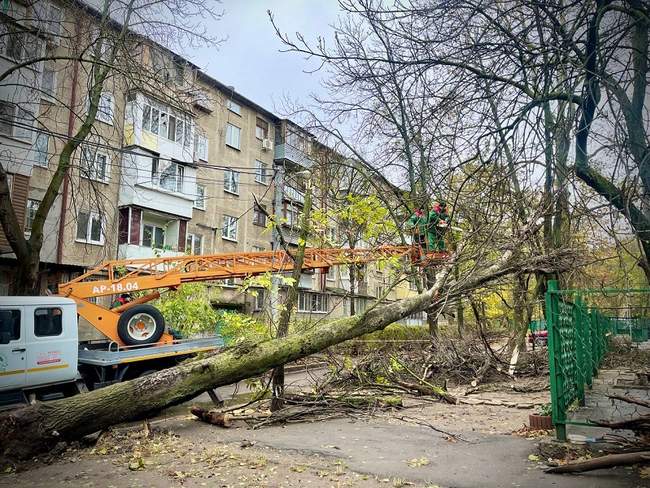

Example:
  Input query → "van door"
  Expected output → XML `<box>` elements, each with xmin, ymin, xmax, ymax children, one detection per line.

<box><xmin>25</xmin><ymin>305</ymin><xmax>77</xmax><ymax>388</ymax></box>
<box><xmin>0</xmin><ymin>307</ymin><xmax>26</xmax><ymax>391</ymax></box>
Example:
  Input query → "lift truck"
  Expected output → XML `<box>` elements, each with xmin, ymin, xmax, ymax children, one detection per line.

<box><xmin>0</xmin><ymin>246</ymin><xmax>446</xmax><ymax>406</ymax></box>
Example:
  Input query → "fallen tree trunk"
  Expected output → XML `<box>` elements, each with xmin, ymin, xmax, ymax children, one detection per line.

<box><xmin>545</xmin><ymin>451</ymin><xmax>650</xmax><ymax>474</ymax></box>
<box><xmin>1</xmin><ymin>269</ymin><xmax>450</xmax><ymax>459</ymax></box>
<box><xmin>608</xmin><ymin>394</ymin><xmax>650</xmax><ymax>410</ymax></box>
<box><xmin>0</xmin><ymin>247</ymin><xmax>574</xmax><ymax>459</ymax></box>
<box><xmin>593</xmin><ymin>414</ymin><xmax>650</xmax><ymax>433</ymax></box>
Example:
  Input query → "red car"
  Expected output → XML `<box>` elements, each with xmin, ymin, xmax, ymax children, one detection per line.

<box><xmin>528</xmin><ymin>329</ymin><xmax>548</xmax><ymax>347</ymax></box>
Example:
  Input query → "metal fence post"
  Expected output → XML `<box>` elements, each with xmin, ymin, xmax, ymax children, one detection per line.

<box><xmin>574</xmin><ymin>296</ymin><xmax>586</xmax><ymax>406</ymax></box>
<box><xmin>545</xmin><ymin>280</ymin><xmax>567</xmax><ymax>441</ymax></box>
<box><xmin>589</xmin><ymin>309</ymin><xmax>598</xmax><ymax>380</ymax></box>
<box><xmin>583</xmin><ymin>305</ymin><xmax>593</xmax><ymax>389</ymax></box>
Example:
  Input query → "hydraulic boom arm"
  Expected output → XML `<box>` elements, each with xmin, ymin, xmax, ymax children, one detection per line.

<box><xmin>58</xmin><ymin>246</ymin><xmax>446</xmax><ymax>346</ymax></box>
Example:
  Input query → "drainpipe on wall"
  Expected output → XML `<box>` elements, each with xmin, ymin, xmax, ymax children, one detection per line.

<box><xmin>56</xmin><ymin>18</ymin><xmax>81</xmax><ymax>267</ymax></box>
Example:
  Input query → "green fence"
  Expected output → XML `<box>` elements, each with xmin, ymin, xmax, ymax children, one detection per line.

<box><xmin>542</xmin><ymin>280</ymin><xmax>650</xmax><ymax>440</ymax></box>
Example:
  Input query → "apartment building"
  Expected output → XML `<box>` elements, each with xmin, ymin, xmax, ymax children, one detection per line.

<box><xmin>0</xmin><ymin>0</ymin><xmax>127</xmax><ymax>295</ymax></box>
<box><xmin>0</xmin><ymin>0</ymin><xmax>425</xmax><ymax>326</ymax></box>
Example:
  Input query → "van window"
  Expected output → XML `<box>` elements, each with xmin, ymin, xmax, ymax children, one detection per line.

<box><xmin>0</xmin><ymin>310</ymin><xmax>20</xmax><ymax>341</ymax></box>
<box><xmin>34</xmin><ymin>308</ymin><xmax>63</xmax><ymax>337</ymax></box>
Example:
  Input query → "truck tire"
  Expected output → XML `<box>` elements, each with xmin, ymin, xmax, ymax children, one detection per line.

<box><xmin>117</xmin><ymin>305</ymin><xmax>165</xmax><ymax>346</ymax></box>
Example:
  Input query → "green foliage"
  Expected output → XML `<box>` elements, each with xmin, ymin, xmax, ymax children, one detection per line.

<box><xmin>537</xmin><ymin>403</ymin><xmax>552</xmax><ymax>417</ymax></box>
<box><xmin>217</xmin><ymin>311</ymin><xmax>270</xmax><ymax>344</ymax></box>
<box><xmin>389</xmin><ymin>356</ymin><xmax>404</xmax><ymax>373</ymax></box>
<box><xmin>312</xmin><ymin>194</ymin><xmax>397</xmax><ymax>247</ymax></box>
<box><xmin>240</xmin><ymin>273</ymin><xmax>273</xmax><ymax>293</ymax></box>
<box><xmin>155</xmin><ymin>283</ymin><xmax>219</xmax><ymax>336</ymax></box>
<box><xmin>361</xmin><ymin>324</ymin><xmax>431</xmax><ymax>342</ymax></box>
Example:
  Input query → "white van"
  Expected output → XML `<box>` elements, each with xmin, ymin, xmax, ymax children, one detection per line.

<box><xmin>0</xmin><ymin>297</ymin><xmax>78</xmax><ymax>394</ymax></box>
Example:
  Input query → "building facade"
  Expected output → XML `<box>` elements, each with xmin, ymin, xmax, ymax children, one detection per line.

<box><xmin>0</xmin><ymin>0</ymin><xmax>425</xmax><ymax>327</ymax></box>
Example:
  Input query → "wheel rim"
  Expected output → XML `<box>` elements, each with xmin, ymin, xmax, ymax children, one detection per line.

<box><xmin>126</xmin><ymin>313</ymin><xmax>157</xmax><ymax>341</ymax></box>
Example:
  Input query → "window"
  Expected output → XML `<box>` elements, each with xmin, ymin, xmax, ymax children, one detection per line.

<box><xmin>25</xmin><ymin>199</ymin><xmax>39</xmax><ymax>233</ymax></box>
<box><xmin>252</xmin><ymin>289</ymin><xmax>265</xmax><ymax>312</ymax></box>
<box><xmin>195</xmin><ymin>132</ymin><xmax>208</xmax><ymax>161</ymax></box>
<box><xmin>0</xmin><ymin>25</ymin><xmax>22</xmax><ymax>60</ymax></box>
<box><xmin>327</xmin><ymin>227</ymin><xmax>337</xmax><ymax>244</ymax></box>
<box><xmin>283</xmin><ymin>204</ymin><xmax>299</xmax><ymax>227</ymax></box>
<box><xmin>222</xmin><ymin>215</ymin><xmax>238</xmax><ymax>241</ymax></box>
<box><xmin>255</xmin><ymin>160</ymin><xmax>268</xmax><ymax>184</ymax></box>
<box><xmin>225</xmin><ymin>123</ymin><xmax>241</xmax><ymax>150</ymax></box>
<box><xmin>143</xmin><ymin>224</ymin><xmax>165</xmax><ymax>248</ymax></box>
<box><xmin>76</xmin><ymin>211</ymin><xmax>104</xmax><ymax>245</ymax></box>
<box><xmin>0</xmin><ymin>102</ymin><xmax>14</xmax><ymax>137</ymax></box>
<box><xmin>34</xmin><ymin>308</ymin><xmax>62</xmax><ymax>337</ymax></box>
<box><xmin>81</xmin><ymin>148</ymin><xmax>109</xmax><ymax>182</ymax></box>
<box><xmin>167</xmin><ymin>115</ymin><xmax>184</xmax><ymax>143</ymax></box>
<box><xmin>159</xmin><ymin>162</ymin><xmax>184</xmax><ymax>193</ymax></box>
<box><xmin>255</xmin><ymin>118</ymin><xmax>268</xmax><ymax>140</ymax></box>
<box><xmin>142</xmin><ymin>102</ymin><xmax>190</xmax><ymax>146</ymax></box>
<box><xmin>0</xmin><ymin>101</ymin><xmax>33</xmax><ymax>140</ymax></box>
<box><xmin>326</xmin><ymin>266</ymin><xmax>336</xmax><ymax>281</ymax></box>
<box><xmin>0</xmin><ymin>25</ymin><xmax>38</xmax><ymax>61</ymax></box>
<box><xmin>168</xmin><ymin>114</ymin><xmax>177</xmax><ymax>141</ymax></box>
<box><xmin>0</xmin><ymin>310</ymin><xmax>20</xmax><ymax>342</ymax></box>
<box><xmin>194</xmin><ymin>184</ymin><xmax>206</xmax><ymax>210</ymax></box>
<box><xmin>35</xmin><ymin>2</ymin><xmax>62</xmax><ymax>36</ymax></box>
<box><xmin>375</xmin><ymin>285</ymin><xmax>387</xmax><ymax>298</ymax></box>
<box><xmin>41</xmin><ymin>60</ymin><xmax>56</xmax><ymax>97</ymax></box>
<box><xmin>90</xmin><ymin>26</ymin><xmax>111</xmax><ymax>61</ymax></box>
<box><xmin>33</xmin><ymin>132</ymin><xmax>49</xmax><ymax>167</ymax></box>
<box><xmin>96</xmin><ymin>92</ymin><xmax>114</xmax><ymax>124</ymax></box>
<box><xmin>46</xmin><ymin>5</ymin><xmax>62</xmax><ymax>36</ymax></box>
<box><xmin>159</xmin><ymin>112</ymin><xmax>168</xmax><ymax>138</ymax></box>
<box><xmin>186</xmin><ymin>233</ymin><xmax>203</xmax><ymax>255</ymax></box>
<box><xmin>220</xmin><ymin>277</ymin><xmax>236</xmax><ymax>287</ymax></box>
<box><xmin>253</xmin><ymin>204</ymin><xmax>266</xmax><ymax>227</ymax></box>
<box><xmin>298</xmin><ymin>292</ymin><xmax>329</xmax><ymax>313</ymax></box>
<box><xmin>252</xmin><ymin>245</ymin><xmax>265</xmax><ymax>252</ymax></box>
<box><xmin>151</xmin><ymin>156</ymin><xmax>159</xmax><ymax>182</ymax></box>
<box><xmin>224</xmin><ymin>169</ymin><xmax>239</xmax><ymax>194</ymax></box>
<box><xmin>227</xmin><ymin>99</ymin><xmax>241</xmax><ymax>115</ymax></box>
<box><xmin>174</xmin><ymin>62</ymin><xmax>185</xmax><ymax>84</ymax></box>
<box><xmin>142</xmin><ymin>105</ymin><xmax>158</xmax><ymax>134</ymax></box>
<box><xmin>184</xmin><ymin>121</ymin><xmax>191</xmax><ymax>148</ymax></box>
<box><xmin>287</xmin><ymin>126</ymin><xmax>312</xmax><ymax>155</ymax></box>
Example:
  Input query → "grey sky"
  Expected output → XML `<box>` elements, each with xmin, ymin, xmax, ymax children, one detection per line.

<box><xmin>185</xmin><ymin>1</ymin><xmax>341</xmax><ymax>115</ymax></box>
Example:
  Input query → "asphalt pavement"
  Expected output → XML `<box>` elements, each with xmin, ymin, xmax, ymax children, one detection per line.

<box><xmin>176</xmin><ymin>416</ymin><xmax>647</xmax><ymax>488</ymax></box>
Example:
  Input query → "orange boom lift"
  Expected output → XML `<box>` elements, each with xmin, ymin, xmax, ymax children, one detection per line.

<box><xmin>58</xmin><ymin>246</ymin><xmax>447</xmax><ymax>347</ymax></box>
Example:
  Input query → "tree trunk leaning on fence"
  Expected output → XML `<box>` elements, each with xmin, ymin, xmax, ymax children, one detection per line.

<box><xmin>0</xmin><ymin>247</ymin><xmax>574</xmax><ymax>459</ymax></box>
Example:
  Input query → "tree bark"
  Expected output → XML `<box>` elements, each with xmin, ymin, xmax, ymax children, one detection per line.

<box><xmin>545</xmin><ymin>451</ymin><xmax>650</xmax><ymax>474</ymax></box>
<box><xmin>271</xmin><ymin>183</ymin><xmax>312</xmax><ymax>411</ymax></box>
<box><xmin>0</xmin><ymin>276</ymin><xmax>446</xmax><ymax>459</ymax></box>
<box><xmin>0</xmin><ymin>247</ymin><xmax>573</xmax><ymax>459</ymax></box>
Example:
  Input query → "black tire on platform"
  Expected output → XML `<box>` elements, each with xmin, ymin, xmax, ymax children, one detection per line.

<box><xmin>117</xmin><ymin>305</ymin><xmax>165</xmax><ymax>346</ymax></box>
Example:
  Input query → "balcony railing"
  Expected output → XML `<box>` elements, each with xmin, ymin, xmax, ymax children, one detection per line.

<box><xmin>284</xmin><ymin>185</ymin><xmax>305</xmax><ymax>204</ymax></box>
<box><xmin>274</xmin><ymin>143</ymin><xmax>314</xmax><ymax>169</ymax></box>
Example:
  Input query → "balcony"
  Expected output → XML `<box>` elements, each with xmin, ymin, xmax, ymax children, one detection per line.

<box><xmin>118</xmin><ymin>243</ymin><xmax>184</xmax><ymax>260</ymax></box>
<box><xmin>283</xmin><ymin>185</ymin><xmax>305</xmax><ymax>204</ymax></box>
<box><xmin>119</xmin><ymin>153</ymin><xmax>196</xmax><ymax>218</ymax></box>
<box><xmin>274</xmin><ymin>143</ymin><xmax>314</xmax><ymax>169</ymax></box>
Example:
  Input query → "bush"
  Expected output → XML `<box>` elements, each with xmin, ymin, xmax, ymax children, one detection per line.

<box><xmin>217</xmin><ymin>311</ymin><xmax>270</xmax><ymax>344</ymax></box>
